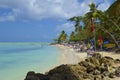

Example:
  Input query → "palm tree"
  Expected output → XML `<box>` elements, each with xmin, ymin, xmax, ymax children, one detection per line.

<box><xmin>69</xmin><ymin>16</ymin><xmax>82</xmax><ymax>33</ymax></box>
<box><xmin>83</xmin><ymin>2</ymin><xmax>119</xmax><ymax>49</ymax></box>
<box><xmin>57</xmin><ymin>30</ymin><xmax>67</xmax><ymax>43</ymax></box>
<box><xmin>84</xmin><ymin>3</ymin><xmax>103</xmax><ymax>20</ymax></box>
<box><xmin>66</xmin><ymin>2</ymin><xmax>120</xmax><ymax>48</ymax></box>
<box><xmin>83</xmin><ymin>3</ymin><xmax>104</xmax><ymax>43</ymax></box>
<box><xmin>69</xmin><ymin>31</ymin><xmax>75</xmax><ymax>42</ymax></box>
<box><xmin>68</xmin><ymin>16</ymin><xmax>83</xmax><ymax>41</ymax></box>
<box><xmin>96</xmin><ymin>16</ymin><xmax>120</xmax><ymax>49</ymax></box>
<box><xmin>99</xmin><ymin>0</ymin><xmax>120</xmax><ymax>48</ymax></box>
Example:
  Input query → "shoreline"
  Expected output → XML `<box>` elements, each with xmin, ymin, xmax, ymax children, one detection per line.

<box><xmin>55</xmin><ymin>44</ymin><xmax>120</xmax><ymax>64</ymax></box>
<box><xmin>55</xmin><ymin>44</ymin><xmax>81</xmax><ymax>64</ymax></box>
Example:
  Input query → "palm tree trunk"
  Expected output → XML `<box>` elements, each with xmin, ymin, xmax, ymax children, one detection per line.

<box><xmin>109</xmin><ymin>19</ymin><xmax>120</xmax><ymax>31</ymax></box>
<box><xmin>105</xmin><ymin>15</ymin><xmax>120</xmax><ymax>31</ymax></box>
<box><xmin>100</xmin><ymin>28</ymin><xmax>120</xmax><ymax>49</ymax></box>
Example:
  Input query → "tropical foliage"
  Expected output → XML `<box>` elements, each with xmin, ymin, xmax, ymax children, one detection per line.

<box><xmin>57</xmin><ymin>30</ymin><xmax>67</xmax><ymax>43</ymax></box>
<box><xmin>56</xmin><ymin>1</ymin><xmax>120</xmax><ymax>48</ymax></box>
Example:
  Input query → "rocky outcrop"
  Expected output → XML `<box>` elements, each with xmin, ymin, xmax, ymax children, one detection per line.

<box><xmin>24</xmin><ymin>53</ymin><xmax>120</xmax><ymax>80</ymax></box>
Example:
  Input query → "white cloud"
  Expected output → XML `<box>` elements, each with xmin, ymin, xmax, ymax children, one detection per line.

<box><xmin>97</xmin><ymin>0</ymin><xmax>110</xmax><ymax>11</ymax></box>
<box><xmin>0</xmin><ymin>15</ymin><xmax>15</xmax><ymax>22</ymax></box>
<box><xmin>0</xmin><ymin>0</ymin><xmax>112</xmax><ymax>21</ymax></box>
<box><xmin>56</xmin><ymin>22</ymin><xmax>74</xmax><ymax>34</ymax></box>
<box><xmin>0</xmin><ymin>0</ymin><xmax>89</xmax><ymax>21</ymax></box>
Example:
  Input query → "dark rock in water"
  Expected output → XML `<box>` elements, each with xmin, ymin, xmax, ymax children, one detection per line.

<box><xmin>48</xmin><ymin>64</ymin><xmax>71</xmax><ymax>75</ymax></box>
<box><xmin>36</xmin><ymin>73</ymin><xmax>49</xmax><ymax>80</ymax></box>
<box><xmin>24</xmin><ymin>71</ymin><xmax>36</xmax><ymax>80</ymax></box>
<box><xmin>115</xmin><ymin>66</ymin><xmax>120</xmax><ymax>77</ymax></box>
<box><xmin>48</xmin><ymin>64</ymin><xmax>85</xmax><ymax>80</ymax></box>
<box><xmin>24</xmin><ymin>71</ymin><xmax>49</xmax><ymax>80</ymax></box>
<box><xmin>49</xmin><ymin>74</ymin><xmax>76</xmax><ymax>80</ymax></box>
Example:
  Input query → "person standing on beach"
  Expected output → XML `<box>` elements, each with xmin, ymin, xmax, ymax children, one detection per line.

<box><xmin>87</xmin><ymin>42</ymin><xmax>91</xmax><ymax>49</ymax></box>
<box><xmin>87</xmin><ymin>46</ymin><xmax>94</xmax><ymax>57</ymax></box>
<box><xmin>87</xmin><ymin>43</ymin><xmax>94</xmax><ymax>57</ymax></box>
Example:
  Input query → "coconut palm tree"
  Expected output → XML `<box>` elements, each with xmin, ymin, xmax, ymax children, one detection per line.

<box><xmin>68</xmin><ymin>16</ymin><xmax>83</xmax><ymax>41</ymax></box>
<box><xmin>66</xmin><ymin>2</ymin><xmax>120</xmax><ymax>48</ymax></box>
<box><xmin>57</xmin><ymin>30</ymin><xmax>67</xmax><ymax>43</ymax></box>
<box><xmin>99</xmin><ymin>0</ymin><xmax>120</xmax><ymax>48</ymax></box>
<box><xmin>94</xmin><ymin>0</ymin><xmax>120</xmax><ymax>49</ymax></box>
<box><xmin>83</xmin><ymin>2</ymin><xmax>120</xmax><ymax>48</ymax></box>
<box><xmin>69</xmin><ymin>16</ymin><xmax>82</xmax><ymax>33</ymax></box>
<box><xmin>83</xmin><ymin>3</ymin><xmax>104</xmax><ymax>43</ymax></box>
<box><xmin>69</xmin><ymin>31</ymin><xmax>75</xmax><ymax>42</ymax></box>
<box><xmin>84</xmin><ymin>3</ymin><xmax>103</xmax><ymax>21</ymax></box>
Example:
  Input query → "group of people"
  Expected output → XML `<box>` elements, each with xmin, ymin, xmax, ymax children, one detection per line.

<box><xmin>62</xmin><ymin>42</ymin><xmax>95</xmax><ymax>57</ymax></box>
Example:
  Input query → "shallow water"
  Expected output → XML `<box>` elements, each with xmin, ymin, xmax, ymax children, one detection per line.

<box><xmin>0</xmin><ymin>43</ymin><xmax>61</xmax><ymax>80</ymax></box>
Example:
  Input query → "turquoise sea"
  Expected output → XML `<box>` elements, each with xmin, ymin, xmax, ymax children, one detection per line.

<box><xmin>0</xmin><ymin>43</ymin><xmax>61</xmax><ymax>80</ymax></box>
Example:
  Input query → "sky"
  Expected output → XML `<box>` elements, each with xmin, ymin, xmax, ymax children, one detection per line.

<box><xmin>0</xmin><ymin>0</ymin><xmax>114</xmax><ymax>42</ymax></box>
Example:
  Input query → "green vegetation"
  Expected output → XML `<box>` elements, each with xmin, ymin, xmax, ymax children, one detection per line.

<box><xmin>57</xmin><ymin>30</ymin><xmax>67</xmax><ymax>43</ymax></box>
<box><xmin>56</xmin><ymin>1</ymin><xmax>120</xmax><ymax>49</ymax></box>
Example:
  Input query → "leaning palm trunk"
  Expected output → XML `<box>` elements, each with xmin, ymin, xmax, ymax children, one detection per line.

<box><xmin>105</xmin><ymin>15</ymin><xmax>120</xmax><ymax>31</ymax></box>
<box><xmin>109</xmin><ymin>19</ymin><xmax>120</xmax><ymax>31</ymax></box>
<box><xmin>100</xmin><ymin>28</ymin><xmax>120</xmax><ymax>49</ymax></box>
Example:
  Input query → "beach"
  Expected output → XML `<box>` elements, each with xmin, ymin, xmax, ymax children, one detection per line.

<box><xmin>55</xmin><ymin>44</ymin><xmax>120</xmax><ymax>80</ymax></box>
<box><xmin>56</xmin><ymin>44</ymin><xmax>120</xmax><ymax>64</ymax></box>
<box><xmin>56</xmin><ymin>44</ymin><xmax>80</xmax><ymax>64</ymax></box>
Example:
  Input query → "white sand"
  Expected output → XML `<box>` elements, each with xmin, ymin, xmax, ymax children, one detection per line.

<box><xmin>99</xmin><ymin>51</ymin><xmax>120</xmax><ymax>59</ymax></box>
<box><xmin>56</xmin><ymin>44</ymin><xmax>80</xmax><ymax>64</ymax></box>
<box><xmin>56</xmin><ymin>44</ymin><xmax>120</xmax><ymax>64</ymax></box>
